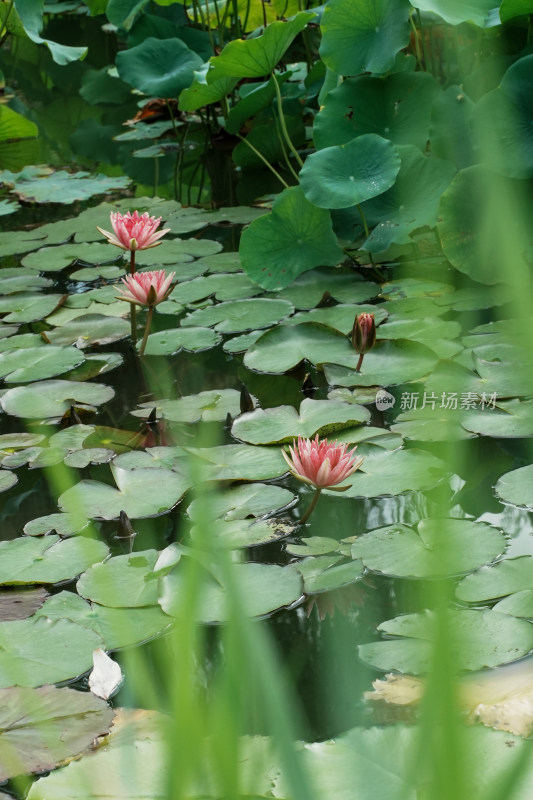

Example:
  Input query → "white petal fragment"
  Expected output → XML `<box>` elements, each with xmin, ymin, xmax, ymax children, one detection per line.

<box><xmin>88</xmin><ymin>648</ymin><xmax>123</xmax><ymax>700</ymax></box>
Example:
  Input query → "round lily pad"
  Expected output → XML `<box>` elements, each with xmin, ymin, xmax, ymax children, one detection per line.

<box><xmin>493</xmin><ymin>590</ymin><xmax>533</xmax><ymax>619</ymax></box>
<box><xmin>275</xmin><ymin>268</ymin><xmax>379</xmax><ymax>309</ymax></box>
<box><xmin>160</xmin><ymin>561</ymin><xmax>303</xmax><ymax>622</ymax></box>
<box><xmin>180</xmin><ymin>298</ymin><xmax>294</xmax><ymax>333</ymax></box>
<box><xmin>142</xmin><ymin>326</ymin><xmax>221</xmax><ymax>356</ymax></box>
<box><xmin>284</xmin><ymin>304</ymin><xmax>388</xmax><ymax>335</ymax></box>
<box><xmin>46</xmin><ymin>315</ymin><xmax>130</xmax><ymax>348</ymax></box>
<box><xmin>231</xmin><ymin>398</ymin><xmax>370</xmax><ymax>444</ymax></box>
<box><xmin>461</xmin><ymin>399</ymin><xmax>533</xmax><ymax>438</ymax></box>
<box><xmin>187</xmin><ymin>483</ymin><xmax>295</xmax><ymax>521</ymax></box>
<box><xmin>190</xmin><ymin>518</ymin><xmax>295</xmax><ymax>549</ymax></box>
<box><xmin>0</xmin><ymin>535</ymin><xmax>109</xmax><ymax>586</ymax></box>
<box><xmin>0</xmin><ymin>588</ymin><xmax>48</xmax><ymax>621</ymax></box>
<box><xmin>351</xmin><ymin>519</ymin><xmax>506</xmax><ymax>578</ymax></box>
<box><xmin>495</xmin><ymin>465</ymin><xmax>533</xmax><ymax>510</ymax></box>
<box><xmin>456</xmin><ymin>556</ymin><xmax>533</xmax><ymax>602</ymax></box>
<box><xmin>323</xmin><ymin>339</ymin><xmax>439</xmax><ymax>387</ymax></box>
<box><xmin>243</xmin><ymin>323</ymin><xmax>354</xmax><ymax>374</ymax></box>
<box><xmin>358</xmin><ymin>609</ymin><xmax>533</xmax><ymax>674</ymax></box>
<box><xmin>0</xmin><ymin>470</ymin><xmax>17</xmax><ymax>493</ymax></box>
<box><xmin>0</xmin><ymin>346</ymin><xmax>84</xmax><ymax>383</ymax></box>
<box><xmin>1</xmin><ymin>380</ymin><xmax>115</xmax><ymax>419</ymax></box>
<box><xmin>0</xmin><ymin>293</ymin><xmax>64</xmax><ymax>324</ymax></box>
<box><xmin>133</xmin><ymin>390</ymin><xmax>244</xmax><ymax>424</ymax></box>
<box><xmin>300</xmin><ymin>134</ymin><xmax>401</xmax><ymax>209</ymax></box>
<box><xmin>77</xmin><ymin>550</ymin><xmax>160</xmax><ymax>608</ymax></box>
<box><xmin>172</xmin><ymin>273</ymin><xmax>262</xmax><ymax>305</ymax></box>
<box><xmin>23</xmin><ymin>513</ymin><xmax>90</xmax><ymax>538</ymax></box>
<box><xmin>297</xmin><ymin>556</ymin><xmax>364</xmax><ymax>594</ymax></box>
<box><xmin>21</xmin><ymin>242</ymin><xmax>116</xmax><ymax>271</ymax></box>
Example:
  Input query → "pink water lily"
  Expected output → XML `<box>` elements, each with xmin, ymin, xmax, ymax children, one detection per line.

<box><xmin>116</xmin><ymin>270</ymin><xmax>175</xmax><ymax>307</ymax></box>
<box><xmin>97</xmin><ymin>210</ymin><xmax>170</xmax><ymax>252</ymax></box>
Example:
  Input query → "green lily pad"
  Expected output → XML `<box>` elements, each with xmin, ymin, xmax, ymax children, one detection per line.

<box><xmin>77</xmin><ymin>550</ymin><xmax>161</xmax><ymax>608</ymax></box>
<box><xmin>390</xmin><ymin>407</ymin><xmax>471</xmax><ymax>442</ymax></box>
<box><xmin>0</xmin><ymin>272</ymin><xmax>51</xmax><ymax>293</ymax></box>
<box><xmin>413</xmin><ymin>0</ymin><xmax>499</xmax><ymax>25</ymax></box>
<box><xmin>323</xmin><ymin>339</ymin><xmax>440</xmax><ymax>387</ymax></box>
<box><xmin>160</xmin><ymin>561</ymin><xmax>303</xmax><ymax>622</ymax></box>
<box><xmin>296</xmin><ymin>556</ymin><xmax>363</xmax><ymax>594</ymax></box>
<box><xmin>0</xmin><ymin>587</ymin><xmax>48</xmax><ymax>621</ymax></box>
<box><xmin>1</xmin><ymin>380</ymin><xmax>114</xmax><ymax>419</ymax></box>
<box><xmin>360</xmin><ymin>146</ymin><xmax>456</xmax><ymax>253</ymax></box>
<box><xmin>21</xmin><ymin>243</ymin><xmax>116</xmax><ymax>271</ymax></box>
<box><xmin>461</xmin><ymin>398</ymin><xmax>533</xmax><ymax>437</ymax></box>
<box><xmin>284</xmin><ymin>304</ymin><xmax>388</xmax><ymax>335</ymax></box>
<box><xmin>187</xmin><ymin>483</ymin><xmax>295</xmax><ymax>521</ymax></box>
<box><xmin>359</xmin><ymin>609</ymin><xmax>533</xmax><ymax>674</ymax></box>
<box><xmin>0</xmin><ymin>616</ymin><xmax>103</xmax><ymax>688</ymax></box>
<box><xmin>331</xmin><ymin>447</ymin><xmax>448</xmax><ymax>497</ymax></box>
<box><xmin>3</xmin><ymin>168</ymin><xmax>130</xmax><ymax>204</ymax></box>
<box><xmin>0</xmin><ymin>535</ymin><xmax>108</xmax><ymax>586</ymax></box>
<box><xmin>180</xmin><ymin>298</ymin><xmax>294</xmax><ymax>333</ymax></box>
<box><xmin>300</xmin><ymin>134</ymin><xmax>401</xmax><ymax>209</ymax></box>
<box><xmin>2</xmin><ymin>446</ymin><xmax>64</xmax><ymax>470</ymax></box>
<box><xmin>47</xmin><ymin>302</ymin><xmax>128</xmax><ymax>327</ymax></box>
<box><xmin>0</xmin><ymin>293</ymin><xmax>64</xmax><ymax>323</ymax></box>
<box><xmin>59</xmin><ymin>464</ymin><xmax>191</xmax><ymax>521</ymax></box>
<box><xmin>0</xmin><ymin>333</ymin><xmax>43</xmax><ymax>352</ymax></box>
<box><xmin>243</xmin><ymin>323</ymin><xmax>353</xmax><ymax>374</ymax></box>
<box><xmin>0</xmin><ymin>471</ymin><xmax>18</xmax><ymax>493</ymax></box>
<box><xmin>320</xmin><ymin>0</ymin><xmax>411</xmax><ymax>75</ymax></box>
<box><xmin>0</xmin><ymin>346</ymin><xmax>84</xmax><ymax>383</ymax></box>
<box><xmin>23</xmin><ymin>512</ymin><xmax>91</xmax><ymax>537</ymax></box>
<box><xmin>45</xmin><ymin>315</ymin><xmax>130</xmax><ymax>348</ymax></box>
<box><xmin>351</xmin><ymin>519</ymin><xmax>506</xmax><ymax>579</ymax></box>
<box><xmin>191</xmin><ymin>518</ymin><xmax>295</xmax><ymax>549</ymax></box>
<box><xmin>132</xmin><ymin>389</ymin><xmax>244</xmax><ymax>424</ymax></box>
<box><xmin>134</xmin><ymin>238</ymin><xmax>221</xmax><ymax>265</ymax></box>
<box><xmin>456</xmin><ymin>555</ymin><xmax>533</xmax><ymax>602</ymax></box>
<box><xmin>116</xmin><ymin>37</ymin><xmax>203</xmax><ymax>96</ymax></box>
<box><xmin>286</xmin><ymin>538</ymin><xmax>344</xmax><ymax>557</ymax></box>
<box><xmin>0</xmin><ymin>685</ymin><xmax>114</xmax><ymax>781</ymax></box>
<box><xmin>314</xmin><ymin>71</ymin><xmax>441</xmax><ymax>150</ymax></box>
<box><xmin>172</xmin><ymin>273</ymin><xmax>263</xmax><ymax>305</ymax></box>
<box><xmin>430</xmin><ymin>85</ymin><xmax>476</xmax><ymax>169</ymax></box>
<box><xmin>142</xmin><ymin>327</ymin><xmax>222</xmax><ymax>356</ymax></box>
<box><xmin>206</xmin><ymin>13</ymin><xmax>315</xmax><ymax>81</ymax></box>
<box><xmin>231</xmin><ymin>398</ymin><xmax>370</xmax><ymax>444</ymax></box>
<box><xmin>70</xmin><ymin>265</ymin><xmax>123</xmax><ymax>281</ymax></box>
<box><xmin>36</xmin><ymin>591</ymin><xmax>171</xmax><ymax>649</ymax></box>
<box><xmin>223</xmin><ymin>330</ymin><xmax>264</xmax><ymax>353</ymax></box>
<box><xmin>239</xmin><ymin>187</ymin><xmax>343</xmax><ymax>291</ymax></box>
<box><xmin>495</xmin><ymin>465</ymin><xmax>533</xmax><ymax>511</ymax></box>
<box><xmin>493</xmin><ymin>589</ymin><xmax>533</xmax><ymax>618</ymax></box>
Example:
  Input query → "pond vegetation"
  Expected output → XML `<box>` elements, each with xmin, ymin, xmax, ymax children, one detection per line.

<box><xmin>2</xmin><ymin>0</ymin><xmax>533</xmax><ymax>798</ymax></box>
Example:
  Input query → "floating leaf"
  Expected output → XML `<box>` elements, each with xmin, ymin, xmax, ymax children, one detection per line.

<box><xmin>275</xmin><ymin>268</ymin><xmax>379</xmax><ymax>309</ymax></box>
<box><xmin>0</xmin><ymin>588</ymin><xmax>48</xmax><ymax>621</ymax></box>
<box><xmin>1</xmin><ymin>380</ymin><xmax>114</xmax><ymax>419</ymax></box>
<box><xmin>46</xmin><ymin>315</ymin><xmax>130</xmax><ymax>348</ymax></box>
<box><xmin>187</xmin><ymin>483</ymin><xmax>295</xmax><ymax>521</ymax></box>
<box><xmin>461</xmin><ymin>398</ymin><xmax>533</xmax><ymax>438</ymax></box>
<box><xmin>0</xmin><ymin>346</ymin><xmax>84</xmax><ymax>383</ymax></box>
<box><xmin>77</xmin><ymin>550</ymin><xmax>161</xmax><ymax>608</ymax></box>
<box><xmin>244</xmin><ymin>323</ymin><xmax>353</xmax><ymax>374</ymax></box>
<box><xmin>284</xmin><ymin>304</ymin><xmax>388</xmax><ymax>334</ymax></box>
<box><xmin>456</xmin><ymin>556</ymin><xmax>533</xmax><ymax>602</ymax></box>
<box><xmin>3</xmin><ymin>167</ymin><xmax>130</xmax><ymax>204</ymax></box>
<box><xmin>296</xmin><ymin>555</ymin><xmax>363</xmax><ymax>593</ymax></box>
<box><xmin>0</xmin><ymin>292</ymin><xmax>64</xmax><ymax>323</ymax></box>
<box><xmin>232</xmin><ymin>398</ymin><xmax>370</xmax><ymax>444</ymax></box>
<box><xmin>0</xmin><ymin>685</ymin><xmax>114</xmax><ymax>780</ymax></box>
<box><xmin>351</xmin><ymin>519</ymin><xmax>506</xmax><ymax>579</ymax></box>
<box><xmin>495</xmin><ymin>465</ymin><xmax>533</xmax><ymax>510</ymax></box>
<box><xmin>0</xmin><ymin>471</ymin><xmax>17</xmax><ymax>493</ymax></box>
<box><xmin>142</xmin><ymin>327</ymin><xmax>221</xmax><ymax>355</ymax></box>
<box><xmin>132</xmin><ymin>389</ymin><xmax>244</xmax><ymax>424</ymax></box>
<box><xmin>181</xmin><ymin>298</ymin><xmax>294</xmax><ymax>333</ymax></box>
<box><xmin>22</xmin><ymin>242</ymin><xmax>116</xmax><ymax>272</ymax></box>
<box><xmin>23</xmin><ymin>513</ymin><xmax>90</xmax><ymax>538</ymax></box>
<box><xmin>191</xmin><ymin>518</ymin><xmax>294</xmax><ymax>549</ymax></box>
<box><xmin>324</xmin><ymin>339</ymin><xmax>439</xmax><ymax>387</ymax></box>
<box><xmin>0</xmin><ymin>535</ymin><xmax>108</xmax><ymax>586</ymax></box>
<box><xmin>300</xmin><ymin>134</ymin><xmax>401</xmax><ymax>209</ymax></box>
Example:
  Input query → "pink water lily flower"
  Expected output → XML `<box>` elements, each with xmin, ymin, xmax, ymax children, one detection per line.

<box><xmin>116</xmin><ymin>270</ymin><xmax>175</xmax><ymax>307</ymax></box>
<box><xmin>282</xmin><ymin>435</ymin><xmax>364</xmax><ymax>490</ymax></box>
<box><xmin>97</xmin><ymin>210</ymin><xmax>170</xmax><ymax>252</ymax></box>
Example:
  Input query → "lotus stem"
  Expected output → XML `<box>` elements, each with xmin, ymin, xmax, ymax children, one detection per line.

<box><xmin>299</xmin><ymin>487</ymin><xmax>322</xmax><ymax>525</ymax></box>
<box><xmin>272</xmin><ymin>72</ymin><xmax>303</xmax><ymax>169</ymax></box>
<box><xmin>139</xmin><ymin>306</ymin><xmax>154</xmax><ymax>357</ymax></box>
<box><xmin>356</xmin><ymin>353</ymin><xmax>364</xmax><ymax>372</ymax></box>
<box><xmin>129</xmin><ymin>250</ymin><xmax>137</xmax><ymax>342</ymax></box>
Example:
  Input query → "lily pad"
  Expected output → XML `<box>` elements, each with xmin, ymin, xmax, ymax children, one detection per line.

<box><xmin>172</xmin><ymin>273</ymin><xmax>263</xmax><ymax>305</ymax></box>
<box><xmin>142</xmin><ymin>327</ymin><xmax>221</xmax><ymax>356</ymax></box>
<box><xmin>180</xmin><ymin>298</ymin><xmax>294</xmax><ymax>333</ymax></box>
<box><xmin>456</xmin><ymin>556</ymin><xmax>533</xmax><ymax>602</ymax></box>
<box><xmin>58</xmin><ymin>464</ymin><xmax>191</xmax><ymax>521</ymax></box>
<box><xmin>412</xmin><ymin>0</ymin><xmax>499</xmax><ymax>26</ymax></box>
<box><xmin>284</xmin><ymin>305</ymin><xmax>387</xmax><ymax>335</ymax></box>
<box><xmin>323</xmin><ymin>339</ymin><xmax>439</xmax><ymax>387</ymax></box>
<box><xmin>244</xmin><ymin>323</ymin><xmax>353</xmax><ymax>374</ymax></box>
<box><xmin>275</xmin><ymin>268</ymin><xmax>379</xmax><ymax>309</ymax></box>
<box><xmin>359</xmin><ymin>609</ymin><xmax>533</xmax><ymax>674</ymax></box>
<box><xmin>187</xmin><ymin>483</ymin><xmax>295</xmax><ymax>521</ymax></box>
<box><xmin>351</xmin><ymin>519</ymin><xmax>506</xmax><ymax>579</ymax></box>
<box><xmin>461</xmin><ymin>398</ymin><xmax>533</xmax><ymax>438</ymax></box>
<box><xmin>77</xmin><ymin>550</ymin><xmax>162</xmax><ymax>608</ymax></box>
<box><xmin>495</xmin><ymin>465</ymin><xmax>533</xmax><ymax>510</ymax></box>
<box><xmin>0</xmin><ymin>535</ymin><xmax>109</xmax><ymax>586</ymax></box>
<box><xmin>21</xmin><ymin>243</ymin><xmax>116</xmax><ymax>272</ymax></box>
<box><xmin>0</xmin><ymin>616</ymin><xmax>103</xmax><ymax>688</ymax></box>
<box><xmin>23</xmin><ymin>512</ymin><xmax>91</xmax><ymax>538</ymax></box>
<box><xmin>1</xmin><ymin>380</ymin><xmax>115</xmax><ymax>419</ymax></box>
<box><xmin>0</xmin><ymin>292</ymin><xmax>64</xmax><ymax>323</ymax></box>
<box><xmin>190</xmin><ymin>518</ymin><xmax>295</xmax><ymax>549</ymax></box>
<box><xmin>160</xmin><ymin>561</ymin><xmax>303</xmax><ymax>622</ymax></box>
<box><xmin>299</xmin><ymin>134</ymin><xmax>401</xmax><ymax>209</ymax></box>
<box><xmin>297</xmin><ymin>556</ymin><xmax>363</xmax><ymax>594</ymax></box>
<box><xmin>0</xmin><ymin>346</ymin><xmax>84</xmax><ymax>383</ymax></box>
<box><xmin>132</xmin><ymin>389</ymin><xmax>244</xmax><ymax>424</ymax></box>
<box><xmin>493</xmin><ymin>590</ymin><xmax>533</xmax><ymax>619</ymax></box>
<box><xmin>232</xmin><ymin>398</ymin><xmax>370</xmax><ymax>444</ymax></box>
<box><xmin>3</xmin><ymin>168</ymin><xmax>130</xmax><ymax>204</ymax></box>
<box><xmin>0</xmin><ymin>588</ymin><xmax>48</xmax><ymax>621</ymax></box>
<box><xmin>0</xmin><ymin>685</ymin><xmax>114</xmax><ymax>780</ymax></box>
<box><xmin>45</xmin><ymin>315</ymin><xmax>130</xmax><ymax>348</ymax></box>
<box><xmin>0</xmin><ymin>471</ymin><xmax>18</xmax><ymax>493</ymax></box>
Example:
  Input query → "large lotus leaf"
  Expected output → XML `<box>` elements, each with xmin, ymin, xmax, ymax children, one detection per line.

<box><xmin>191</xmin><ymin>518</ymin><xmax>294</xmax><ymax>549</ymax></box>
<box><xmin>132</xmin><ymin>389</ymin><xmax>243</xmax><ymax>424</ymax></box>
<box><xmin>430</xmin><ymin>85</ymin><xmax>476</xmax><ymax>169</ymax></box>
<box><xmin>0</xmin><ymin>471</ymin><xmax>17</xmax><ymax>493</ymax></box>
<box><xmin>359</xmin><ymin>609</ymin><xmax>533</xmax><ymax>674</ymax></box>
<box><xmin>284</xmin><ymin>304</ymin><xmax>388</xmax><ymax>334</ymax></box>
<box><xmin>314</xmin><ymin>72</ymin><xmax>440</xmax><ymax>151</ymax></box>
<box><xmin>59</xmin><ymin>464</ymin><xmax>191</xmax><ymax>521</ymax></box>
<box><xmin>224</xmin><ymin>74</ymin><xmax>289</xmax><ymax>135</ymax></box>
<box><xmin>13</xmin><ymin>0</ymin><xmax>87</xmax><ymax>63</ymax></box>
<box><xmin>300</xmin><ymin>134</ymin><xmax>400</xmax><ymax>209</ymax></box>
<box><xmin>360</xmin><ymin>146</ymin><xmax>456</xmax><ymax>253</ymax></box>
<box><xmin>239</xmin><ymin>187</ymin><xmax>343</xmax><ymax>291</ymax></box>
<box><xmin>77</xmin><ymin>550</ymin><xmax>160</xmax><ymax>608</ymax></box>
<box><xmin>46</xmin><ymin>315</ymin><xmax>130</xmax><ymax>348</ymax></box>
<box><xmin>232</xmin><ymin>398</ymin><xmax>370</xmax><ymax>444</ymax></box>
<box><xmin>116</xmin><ymin>37</ymin><xmax>203</xmax><ymax>96</ymax></box>
<box><xmin>0</xmin><ymin>685</ymin><xmax>114</xmax><ymax>781</ymax></box>
<box><xmin>0</xmin><ymin>616</ymin><xmax>103</xmax><ymax>688</ymax></box>
<box><xmin>296</xmin><ymin>556</ymin><xmax>363</xmax><ymax>594</ymax></box>
<box><xmin>1</xmin><ymin>380</ymin><xmax>114</xmax><ymax>419</ymax></box>
<box><xmin>330</xmin><ymin>447</ymin><xmax>448</xmax><ymax>498</ymax></box>
<box><xmin>0</xmin><ymin>535</ymin><xmax>108</xmax><ymax>586</ymax></box>
<box><xmin>21</xmin><ymin>243</ymin><xmax>116</xmax><ymax>271</ymax></box>
<box><xmin>461</xmin><ymin>398</ymin><xmax>533</xmax><ymax>437</ymax></box>
<box><xmin>179</xmin><ymin>73</ymin><xmax>237</xmax><ymax>112</ymax></box>
<box><xmin>160</xmin><ymin>561</ymin><xmax>303</xmax><ymax>622</ymax></box>
<box><xmin>456</xmin><ymin>556</ymin><xmax>533</xmax><ymax>602</ymax></box>
<box><xmin>352</xmin><ymin>519</ymin><xmax>506</xmax><ymax>579</ymax></box>
<box><xmin>0</xmin><ymin>292</ymin><xmax>63</xmax><ymax>323</ymax></box>
<box><xmin>0</xmin><ymin>588</ymin><xmax>48</xmax><ymax>621</ymax></box>
<box><xmin>323</xmin><ymin>340</ymin><xmax>440</xmax><ymax>387</ymax></box>
<box><xmin>4</xmin><ymin>169</ymin><xmax>130</xmax><ymax>204</ymax></box>
<box><xmin>37</xmin><ymin>591</ymin><xmax>170</xmax><ymax>647</ymax></box>
<box><xmin>187</xmin><ymin>483</ymin><xmax>295</xmax><ymax>521</ymax></box>
<box><xmin>233</xmin><ymin>117</ymin><xmax>305</xmax><ymax>169</ymax></box>
<box><xmin>244</xmin><ymin>323</ymin><xmax>353</xmax><ymax>374</ymax></box>
<box><xmin>437</xmin><ymin>165</ymin><xmax>504</xmax><ymax>284</ymax></box>
<box><xmin>142</xmin><ymin>327</ymin><xmax>221</xmax><ymax>356</ymax></box>
<box><xmin>500</xmin><ymin>0</ymin><xmax>533</xmax><ymax>21</ymax></box>
<box><xmin>495</xmin><ymin>465</ymin><xmax>533</xmax><ymax>511</ymax></box>
<box><xmin>114</xmin><ymin>444</ymin><xmax>287</xmax><ymax>481</ymax></box>
<box><xmin>180</xmin><ymin>298</ymin><xmax>294</xmax><ymax>333</ymax></box>
<box><xmin>206</xmin><ymin>13</ymin><xmax>315</xmax><ymax>81</ymax></box>
<box><xmin>274</xmin><ymin>268</ymin><xmax>378</xmax><ymax>309</ymax></box>
<box><xmin>320</xmin><ymin>0</ymin><xmax>411</xmax><ymax>76</ymax></box>
<box><xmin>0</xmin><ymin>346</ymin><xmax>84</xmax><ymax>383</ymax></box>
<box><xmin>172</xmin><ymin>273</ymin><xmax>262</xmax><ymax>305</ymax></box>
<box><xmin>413</xmin><ymin>0</ymin><xmax>502</xmax><ymax>26</ymax></box>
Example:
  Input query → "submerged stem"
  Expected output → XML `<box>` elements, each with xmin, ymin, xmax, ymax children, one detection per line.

<box><xmin>129</xmin><ymin>250</ymin><xmax>137</xmax><ymax>342</ymax></box>
<box><xmin>139</xmin><ymin>306</ymin><xmax>154</xmax><ymax>357</ymax></box>
<box><xmin>299</xmin><ymin>487</ymin><xmax>322</xmax><ymax>525</ymax></box>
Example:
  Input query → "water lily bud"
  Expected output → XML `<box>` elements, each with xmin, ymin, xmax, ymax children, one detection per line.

<box><xmin>352</xmin><ymin>312</ymin><xmax>376</xmax><ymax>354</ymax></box>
